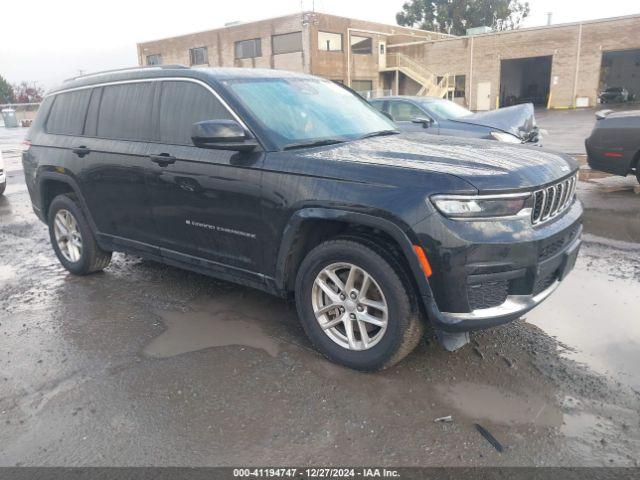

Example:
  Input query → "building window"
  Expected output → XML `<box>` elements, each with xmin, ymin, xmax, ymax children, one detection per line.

<box><xmin>351</xmin><ymin>79</ymin><xmax>373</xmax><ymax>93</ymax></box>
<box><xmin>189</xmin><ymin>47</ymin><xmax>208</xmax><ymax>66</ymax></box>
<box><xmin>350</xmin><ymin>35</ymin><xmax>372</xmax><ymax>55</ymax></box>
<box><xmin>454</xmin><ymin>75</ymin><xmax>466</xmax><ymax>98</ymax></box>
<box><xmin>272</xmin><ymin>32</ymin><xmax>302</xmax><ymax>55</ymax></box>
<box><xmin>235</xmin><ymin>38</ymin><xmax>262</xmax><ymax>59</ymax></box>
<box><xmin>318</xmin><ymin>31</ymin><xmax>342</xmax><ymax>51</ymax></box>
<box><xmin>146</xmin><ymin>54</ymin><xmax>162</xmax><ymax>66</ymax></box>
<box><xmin>437</xmin><ymin>74</ymin><xmax>466</xmax><ymax>100</ymax></box>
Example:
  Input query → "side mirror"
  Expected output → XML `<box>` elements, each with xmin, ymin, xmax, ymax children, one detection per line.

<box><xmin>411</xmin><ymin>117</ymin><xmax>434</xmax><ymax>128</ymax></box>
<box><xmin>191</xmin><ymin>120</ymin><xmax>258</xmax><ymax>152</ymax></box>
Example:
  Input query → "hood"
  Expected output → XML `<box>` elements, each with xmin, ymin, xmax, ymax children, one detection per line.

<box><xmin>451</xmin><ymin>103</ymin><xmax>537</xmax><ymax>141</ymax></box>
<box><xmin>300</xmin><ymin>133</ymin><xmax>578</xmax><ymax>193</ymax></box>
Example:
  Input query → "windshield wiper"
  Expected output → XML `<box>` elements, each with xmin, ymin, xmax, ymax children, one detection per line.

<box><xmin>283</xmin><ymin>138</ymin><xmax>346</xmax><ymax>151</ymax></box>
<box><xmin>359</xmin><ymin>129</ymin><xmax>400</xmax><ymax>140</ymax></box>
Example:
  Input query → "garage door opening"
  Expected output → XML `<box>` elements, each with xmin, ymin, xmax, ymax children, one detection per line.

<box><xmin>499</xmin><ymin>56</ymin><xmax>552</xmax><ymax>107</ymax></box>
<box><xmin>600</xmin><ymin>49</ymin><xmax>640</xmax><ymax>103</ymax></box>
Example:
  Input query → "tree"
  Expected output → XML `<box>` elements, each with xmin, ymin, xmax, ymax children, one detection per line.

<box><xmin>397</xmin><ymin>0</ymin><xmax>530</xmax><ymax>36</ymax></box>
<box><xmin>0</xmin><ymin>75</ymin><xmax>14</xmax><ymax>104</ymax></box>
<box><xmin>12</xmin><ymin>81</ymin><xmax>44</xmax><ymax>104</ymax></box>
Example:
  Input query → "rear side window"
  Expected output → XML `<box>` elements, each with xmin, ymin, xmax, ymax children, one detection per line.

<box><xmin>97</xmin><ymin>83</ymin><xmax>155</xmax><ymax>141</ymax></box>
<box><xmin>158</xmin><ymin>81</ymin><xmax>233</xmax><ymax>145</ymax></box>
<box><xmin>46</xmin><ymin>90</ymin><xmax>92</xmax><ymax>135</ymax></box>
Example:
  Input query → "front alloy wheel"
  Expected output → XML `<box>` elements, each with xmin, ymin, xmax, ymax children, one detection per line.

<box><xmin>312</xmin><ymin>262</ymin><xmax>388</xmax><ymax>351</ymax></box>
<box><xmin>295</xmin><ymin>239</ymin><xmax>424</xmax><ymax>371</ymax></box>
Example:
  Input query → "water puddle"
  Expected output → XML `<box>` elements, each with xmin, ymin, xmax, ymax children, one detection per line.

<box><xmin>527</xmin><ymin>263</ymin><xmax>640</xmax><ymax>390</ymax></box>
<box><xmin>144</xmin><ymin>293</ymin><xmax>280</xmax><ymax>359</ymax></box>
<box><xmin>436</xmin><ymin>381</ymin><xmax>562</xmax><ymax>427</ymax></box>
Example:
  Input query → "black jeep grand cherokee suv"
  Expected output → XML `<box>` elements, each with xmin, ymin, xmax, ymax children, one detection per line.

<box><xmin>22</xmin><ymin>66</ymin><xmax>582</xmax><ymax>370</ymax></box>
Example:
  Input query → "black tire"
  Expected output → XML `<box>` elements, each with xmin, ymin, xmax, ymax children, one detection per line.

<box><xmin>0</xmin><ymin>181</ymin><xmax>5</xmax><ymax>196</ymax></box>
<box><xmin>48</xmin><ymin>194</ymin><xmax>112</xmax><ymax>275</ymax></box>
<box><xmin>295</xmin><ymin>239</ymin><xmax>423</xmax><ymax>371</ymax></box>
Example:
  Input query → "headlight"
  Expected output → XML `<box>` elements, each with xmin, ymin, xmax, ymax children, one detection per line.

<box><xmin>431</xmin><ymin>194</ymin><xmax>532</xmax><ymax>219</ymax></box>
<box><xmin>490</xmin><ymin>131</ymin><xmax>522</xmax><ymax>143</ymax></box>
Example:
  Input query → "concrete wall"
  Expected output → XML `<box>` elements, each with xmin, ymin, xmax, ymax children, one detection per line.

<box><xmin>392</xmin><ymin>15</ymin><xmax>640</xmax><ymax>109</ymax></box>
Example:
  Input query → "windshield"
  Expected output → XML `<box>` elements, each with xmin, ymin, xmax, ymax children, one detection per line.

<box><xmin>420</xmin><ymin>99</ymin><xmax>472</xmax><ymax>120</ymax></box>
<box><xmin>224</xmin><ymin>77</ymin><xmax>396</xmax><ymax>150</ymax></box>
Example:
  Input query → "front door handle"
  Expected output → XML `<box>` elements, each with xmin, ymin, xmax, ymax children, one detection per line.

<box><xmin>149</xmin><ymin>154</ymin><xmax>176</xmax><ymax>167</ymax></box>
<box><xmin>73</xmin><ymin>146</ymin><xmax>91</xmax><ymax>158</ymax></box>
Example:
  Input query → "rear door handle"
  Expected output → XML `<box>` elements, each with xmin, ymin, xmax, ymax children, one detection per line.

<box><xmin>149</xmin><ymin>154</ymin><xmax>176</xmax><ymax>167</ymax></box>
<box><xmin>73</xmin><ymin>146</ymin><xmax>91</xmax><ymax>158</ymax></box>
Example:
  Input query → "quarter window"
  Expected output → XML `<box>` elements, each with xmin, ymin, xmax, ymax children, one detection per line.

<box><xmin>389</xmin><ymin>101</ymin><xmax>424</xmax><ymax>122</ymax></box>
<box><xmin>318</xmin><ymin>32</ymin><xmax>342</xmax><ymax>51</ymax></box>
<box><xmin>96</xmin><ymin>83</ymin><xmax>155</xmax><ymax>141</ymax></box>
<box><xmin>235</xmin><ymin>38</ymin><xmax>262</xmax><ymax>59</ymax></box>
<box><xmin>158</xmin><ymin>81</ymin><xmax>233</xmax><ymax>145</ymax></box>
<box><xmin>350</xmin><ymin>35</ymin><xmax>372</xmax><ymax>54</ymax></box>
<box><xmin>272</xmin><ymin>32</ymin><xmax>302</xmax><ymax>55</ymax></box>
<box><xmin>46</xmin><ymin>90</ymin><xmax>92</xmax><ymax>136</ymax></box>
<box><xmin>189</xmin><ymin>47</ymin><xmax>208</xmax><ymax>65</ymax></box>
<box><xmin>146</xmin><ymin>54</ymin><xmax>162</xmax><ymax>66</ymax></box>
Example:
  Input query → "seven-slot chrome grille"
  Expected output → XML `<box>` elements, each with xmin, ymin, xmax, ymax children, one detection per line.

<box><xmin>531</xmin><ymin>174</ymin><xmax>577</xmax><ymax>225</ymax></box>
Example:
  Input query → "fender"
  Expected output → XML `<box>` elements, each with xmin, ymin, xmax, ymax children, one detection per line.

<box><xmin>37</xmin><ymin>171</ymin><xmax>100</xmax><ymax>236</ymax></box>
<box><xmin>274</xmin><ymin>207</ymin><xmax>435</xmax><ymax>302</ymax></box>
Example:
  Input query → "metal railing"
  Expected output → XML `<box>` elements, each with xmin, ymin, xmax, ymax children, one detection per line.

<box><xmin>384</xmin><ymin>53</ymin><xmax>452</xmax><ymax>98</ymax></box>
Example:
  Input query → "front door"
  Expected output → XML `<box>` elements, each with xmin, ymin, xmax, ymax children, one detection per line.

<box><xmin>378</xmin><ymin>40</ymin><xmax>387</xmax><ymax>70</ymax></box>
<box><xmin>145</xmin><ymin>80</ymin><xmax>266</xmax><ymax>280</ymax></box>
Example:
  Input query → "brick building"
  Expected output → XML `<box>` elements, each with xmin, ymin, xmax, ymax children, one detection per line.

<box><xmin>137</xmin><ymin>11</ymin><xmax>640</xmax><ymax>110</ymax></box>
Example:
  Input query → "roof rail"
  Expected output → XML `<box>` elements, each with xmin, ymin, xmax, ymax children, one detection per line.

<box><xmin>63</xmin><ymin>64</ymin><xmax>190</xmax><ymax>83</ymax></box>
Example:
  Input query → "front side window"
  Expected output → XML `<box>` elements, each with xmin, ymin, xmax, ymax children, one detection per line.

<box><xmin>318</xmin><ymin>32</ymin><xmax>342</xmax><ymax>51</ymax></box>
<box><xmin>96</xmin><ymin>83</ymin><xmax>155</xmax><ymax>141</ymax></box>
<box><xmin>388</xmin><ymin>101</ymin><xmax>424</xmax><ymax>122</ymax></box>
<box><xmin>46</xmin><ymin>90</ymin><xmax>92</xmax><ymax>136</ymax></box>
<box><xmin>350</xmin><ymin>35</ymin><xmax>372</xmax><ymax>54</ymax></box>
<box><xmin>418</xmin><ymin>99</ymin><xmax>472</xmax><ymax>120</ymax></box>
<box><xmin>189</xmin><ymin>47</ymin><xmax>208</xmax><ymax>66</ymax></box>
<box><xmin>235</xmin><ymin>39</ymin><xmax>262</xmax><ymax>59</ymax></box>
<box><xmin>146</xmin><ymin>54</ymin><xmax>162</xmax><ymax>66</ymax></box>
<box><xmin>224</xmin><ymin>77</ymin><xmax>394</xmax><ymax>149</ymax></box>
<box><xmin>272</xmin><ymin>32</ymin><xmax>302</xmax><ymax>55</ymax></box>
<box><xmin>158</xmin><ymin>81</ymin><xmax>233</xmax><ymax>145</ymax></box>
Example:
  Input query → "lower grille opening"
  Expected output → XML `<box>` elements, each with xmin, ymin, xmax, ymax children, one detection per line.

<box><xmin>467</xmin><ymin>280</ymin><xmax>509</xmax><ymax>310</ymax></box>
<box><xmin>533</xmin><ymin>271</ymin><xmax>558</xmax><ymax>296</ymax></box>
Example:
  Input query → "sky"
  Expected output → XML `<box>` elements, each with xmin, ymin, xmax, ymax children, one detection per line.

<box><xmin>1</xmin><ymin>0</ymin><xmax>638</xmax><ymax>89</ymax></box>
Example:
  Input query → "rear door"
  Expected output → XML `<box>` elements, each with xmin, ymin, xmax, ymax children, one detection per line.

<box><xmin>76</xmin><ymin>82</ymin><xmax>159</xmax><ymax>252</ymax></box>
<box><xmin>144</xmin><ymin>79</ymin><xmax>266</xmax><ymax>281</ymax></box>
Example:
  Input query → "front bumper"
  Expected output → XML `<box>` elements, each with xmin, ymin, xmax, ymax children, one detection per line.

<box><xmin>413</xmin><ymin>197</ymin><xmax>583</xmax><ymax>332</ymax></box>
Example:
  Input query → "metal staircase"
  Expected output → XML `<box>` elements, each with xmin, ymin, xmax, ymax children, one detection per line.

<box><xmin>383</xmin><ymin>53</ymin><xmax>453</xmax><ymax>98</ymax></box>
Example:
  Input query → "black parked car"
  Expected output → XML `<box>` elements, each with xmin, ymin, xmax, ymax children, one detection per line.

<box><xmin>586</xmin><ymin>109</ymin><xmax>640</xmax><ymax>184</ymax></box>
<box><xmin>599</xmin><ymin>87</ymin><xmax>632</xmax><ymax>104</ymax></box>
<box><xmin>22</xmin><ymin>67</ymin><xmax>582</xmax><ymax>370</ymax></box>
<box><xmin>369</xmin><ymin>96</ymin><xmax>540</xmax><ymax>144</ymax></box>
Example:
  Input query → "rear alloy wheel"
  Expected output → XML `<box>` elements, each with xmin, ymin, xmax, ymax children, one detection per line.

<box><xmin>48</xmin><ymin>194</ymin><xmax>112</xmax><ymax>275</ymax></box>
<box><xmin>296</xmin><ymin>239</ymin><xmax>423</xmax><ymax>371</ymax></box>
<box><xmin>53</xmin><ymin>209</ymin><xmax>84</xmax><ymax>263</ymax></box>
